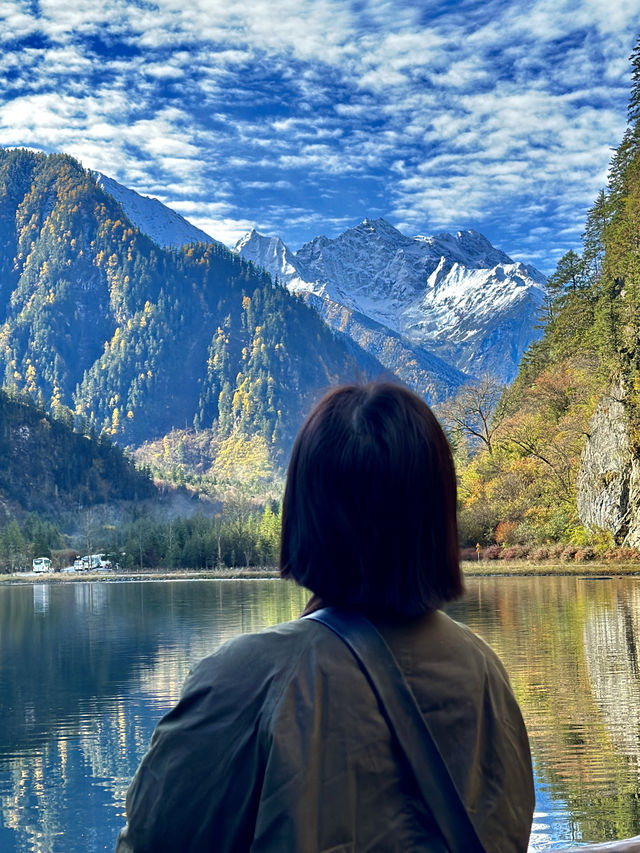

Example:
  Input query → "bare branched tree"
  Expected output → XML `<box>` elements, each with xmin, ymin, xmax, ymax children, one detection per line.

<box><xmin>437</xmin><ymin>373</ymin><xmax>505</xmax><ymax>456</ymax></box>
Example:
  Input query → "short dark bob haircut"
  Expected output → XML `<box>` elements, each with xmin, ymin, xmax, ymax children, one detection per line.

<box><xmin>280</xmin><ymin>382</ymin><xmax>463</xmax><ymax>619</ymax></box>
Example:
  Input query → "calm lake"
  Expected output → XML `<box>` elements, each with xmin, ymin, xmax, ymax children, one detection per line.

<box><xmin>1</xmin><ymin>576</ymin><xmax>640</xmax><ymax>852</ymax></box>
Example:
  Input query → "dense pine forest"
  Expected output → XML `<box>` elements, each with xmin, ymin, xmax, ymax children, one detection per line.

<box><xmin>0</xmin><ymin>387</ymin><xmax>157</xmax><ymax>570</ymax></box>
<box><xmin>0</xmin><ymin>388</ymin><xmax>154</xmax><ymax>506</ymax></box>
<box><xmin>447</xmin><ymin>39</ymin><xmax>640</xmax><ymax>558</ymax></box>
<box><xmin>0</xmin><ymin>385</ymin><xmax>281</xmax><ymax>572</ymax></box>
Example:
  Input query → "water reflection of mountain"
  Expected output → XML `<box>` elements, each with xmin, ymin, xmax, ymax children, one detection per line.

<box><xmin>4</xmin><ymin>576</ymin><xmax>640</xmax><ymax>851</ymax></box>
<box><xmin>0</xmin><ymin>580</ymin><xmax>308</xmax><ymax>764</ymax></box>
<box><xmin>454</xmin><ymin>577</ymin><xmax>640</xmax><ymax>845</ymax></box>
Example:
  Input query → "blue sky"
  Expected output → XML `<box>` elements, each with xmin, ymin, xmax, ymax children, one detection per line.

<box><xmin>0</xmin><ymin>0</ymin><xmax>638</xmax><ymax>272</ymax></box>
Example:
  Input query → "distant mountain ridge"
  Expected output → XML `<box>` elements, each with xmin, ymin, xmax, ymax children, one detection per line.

<box><xmin>89</xmin><ymin>168</ymin><xmax>544</xmax><ymax>388</ymax></box>
<box><xmin>91</xmin><ymin>174</ymin><xmax>472</xmax><ymax>398</ymax></box>
<box><xmin>234</xmin><ymin>219</ymin><xmax>547</xmax><ymax>382</ymax></box>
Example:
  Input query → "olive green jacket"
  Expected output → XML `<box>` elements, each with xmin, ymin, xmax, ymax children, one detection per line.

<box><xmin>115</xmin><ymin>610</ymin><xmax>534</xmax><ymax>852</ymax></box>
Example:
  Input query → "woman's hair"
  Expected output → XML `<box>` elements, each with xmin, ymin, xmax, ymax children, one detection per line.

<box><xmin>280</xmin><ymin>382</ymin><xmax>463</xmax><ymax>618</ymax></box>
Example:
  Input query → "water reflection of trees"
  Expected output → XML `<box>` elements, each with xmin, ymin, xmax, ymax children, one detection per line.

<box><xmin>0</xmin><ymin>579</ymin><xmax>309</xmax><ymax>852</ymax></box>
<box><xmin>9</xmin><ymin>575</ymin><xmax>640</xmax><ymax>849</ymax></box>
<box><xmin>452</xmin><ymin>577</ymin><xmax>640</xmax><ymax>845</ymax></box>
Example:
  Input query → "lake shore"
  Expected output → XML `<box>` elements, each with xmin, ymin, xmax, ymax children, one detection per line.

<box><xmin>0</xmin><ymin>567</ymin><xmax>281</xmax><ymax>583</ymax></box>
<box><xmin>461</xmin><ymin>559</ymin><xmax>640</xmax><ymax>576</ymax></box>
<box><xmin>2</xmin><ymin>559</ymin><xmax>640</xmax><ymax>583</ymax></box>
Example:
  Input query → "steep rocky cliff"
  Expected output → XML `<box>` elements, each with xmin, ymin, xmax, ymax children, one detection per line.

<box><xmin>577</xmin><ymin>385</ymin><xmax>640</xmax><ymax>547</ymax></box>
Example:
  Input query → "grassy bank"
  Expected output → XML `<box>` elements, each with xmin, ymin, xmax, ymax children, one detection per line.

<box><xmin>461</xmin><ymin>560</ymin><xmax>640</xmax><ymax>576</ymax></box>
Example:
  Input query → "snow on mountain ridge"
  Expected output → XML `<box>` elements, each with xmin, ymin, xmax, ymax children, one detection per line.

<box><xmin>234</xmin><ymin>229</ymin><xmax>299</xmax><ymax>280</ymax></box>
<box><xmin>94</xmin><ymin>173</ymin><xmax>219</xmax><ymax>250</ymax></box>
<box><xmin>88</xmin><ymin>175</ymin><xmax>473</xmax><ymax>399</ymax></box>
<box><xmin>415</xmin><ymin>229</ymin><xmax>514</xmax><ymax>271</ymax></box>
<box><xmin>87</xmin><ymin>166</ymin><xmax>545</xmax><ymax>392</ymax></box>
<box><xmin>303</xmin><ymin>291</ymin><xmax>470</xmax><ymax>401</ymax></box>
<box><xmin>233</xmin><ymin>217</ymin><xmax>547</xmax><ymax>384</ymax></box>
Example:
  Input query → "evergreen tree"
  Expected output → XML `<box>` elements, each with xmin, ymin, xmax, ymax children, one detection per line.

<box><xmin>546</xmin><ymin>251</ymin><xmax>587</xmax><ymax>298</ymax></box>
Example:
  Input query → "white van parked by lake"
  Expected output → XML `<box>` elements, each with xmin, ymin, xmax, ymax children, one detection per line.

<box><xmin>80</xmin><ymin>554</ymin><xmax>112</xmax><ymax>571</ymax></box>
<box><xmin>32</xmin><ymin>557</ymin><xmax>51</xmax><ymax>573</ymax></box>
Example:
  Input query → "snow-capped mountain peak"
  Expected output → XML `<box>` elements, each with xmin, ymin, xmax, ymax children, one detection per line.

<box><xmin>94</xmin><ymin>173</ymin><xmax>219</xmax><ymax>250</ymax></box>
<box><xmin>233</xmin><ymin>220</ymin><xmax>546</xmax><ymax>384</ymax></box>
<box><xmin>233</xmin><ymin>230</ymin><xmax>299</xmax><ymax>281</ymax></box>
<box><xmin>415</xmin><ymin>229</ymin><xmax>513</xmax><ymax>270</ymax></box>
<box><xmin>88</xmin><ymin>166</ymin><xmax>546</xmax><ymax>391</ymax></box>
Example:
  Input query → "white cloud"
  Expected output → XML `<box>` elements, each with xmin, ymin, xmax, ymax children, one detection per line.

<box><xmin>1</xmin><ymin>2</ymin><xmax>42</xmax><ymax>40</ymax></box>
<box><xmin>192</xmin><ymin>216</ymin><xmax>259</xmax><ymax>246</ymax></box>
<box><xmin>143</xmin><ymin>62</ymin><xmax>186</xmax><ymax>80</ymax></box>
<box><xmin>171</xmin><ymin>200</ymin><xmax>234</xmax><ymax>217</ymax></box>
<box><xmin>0</xmin><ymin>0</ymin><xmax>636</xmax><ymax>269</ymax></box>
<box><xmin>244</xmin><ymin>179</ymin><xmax>293</xmax><ymax>189</ymax></box>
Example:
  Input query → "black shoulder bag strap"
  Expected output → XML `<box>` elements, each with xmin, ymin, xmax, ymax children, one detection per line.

<box><xmin>305</xmin><ymin>606</ymin><xmax>487</xmax><ymax>853</ymax></box>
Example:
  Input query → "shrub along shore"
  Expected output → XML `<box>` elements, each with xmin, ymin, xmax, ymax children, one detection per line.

<box><xmin>460</xmin><ymin>544</ymin><xmax>640</xmax><ymax>575</ymax></box>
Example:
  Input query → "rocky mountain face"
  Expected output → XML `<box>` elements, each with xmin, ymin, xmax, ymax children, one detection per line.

<box><xmin>302</xmin><ymin>293</ymin><xmax>469</xmax><ymax>401</ymax></box>
<box><xmin>577</xmin><ymin>384</ymin><xmax>640</xmax><ymax>548</ymax></box>
<box><xmin>234</xmin><ymin>218</ymin><xmax>547</xmax><ymax>384</ymax></box>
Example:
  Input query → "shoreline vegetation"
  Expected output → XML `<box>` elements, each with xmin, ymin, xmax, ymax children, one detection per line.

<box><xmin>2</xmin><ymin>559</ymin><xmax>640</xmax><ymax>584</ymax></box>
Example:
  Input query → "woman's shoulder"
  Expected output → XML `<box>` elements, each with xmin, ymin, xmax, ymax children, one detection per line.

<box><xmin>380</xmin><ymin>608</ymin><xmax>501</xmax><ymax>658</ymax></box>
<box><xmin>377</xmin><ymin>609</ymin><xmax>515</xmax><ymax>710</ymax></box>
<box><xmin>183</xmin><ymin>617</ymin><xmax>330</xmax><ymax>700</ymax></box>
<box><xmin>195</xmin><ymin>616</ymin><xmax>325</xmax><ymax>663</ymax></box>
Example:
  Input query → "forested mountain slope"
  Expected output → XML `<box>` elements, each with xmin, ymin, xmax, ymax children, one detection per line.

<box><xmin>0</xmin><ymin>388</ymin><xmax>154</xmax><ymax>518</ymax></box>
<box><xmin>453</xmin><ymin>39</ymin><xmax>640</xmax><ymax>550</ymax></box>
<box><xmin>0</xmin><ymin>149</ymin><xmax>384</xmax><ymax>453</ymax></box>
